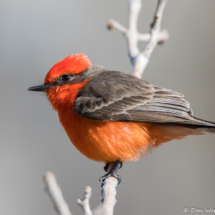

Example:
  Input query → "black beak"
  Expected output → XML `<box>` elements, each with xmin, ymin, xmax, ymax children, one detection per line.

<box><xmin>28</xmin><ymin>84</ymin><xmax>53</xmax><ymax>92</ymax></box>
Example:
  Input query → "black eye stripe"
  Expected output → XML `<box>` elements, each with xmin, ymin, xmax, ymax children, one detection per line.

<box><xmin>61</xmin><ymin>74</ymin><xmax>71</xmax><ymax>81</ymax></box>
<box><xmin>52</xmin><ymin>74</ymin><xmax>77</xmax><ymax>86</ymax></box>
<box><xmin>52</xmin><ymin>74</ymin><xmax>76</xmax><ymax>86</ymax></box>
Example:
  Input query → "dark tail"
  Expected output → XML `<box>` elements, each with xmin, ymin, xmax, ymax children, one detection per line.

<box><xmin>197</xmin><ymin>127</ymin><xmax>215</xmax><ymax>134</ymax></box>
<box><xmin>186</xmin><ymin>117</ymin><xmax>215</xmax><ymax>134</ymax></box>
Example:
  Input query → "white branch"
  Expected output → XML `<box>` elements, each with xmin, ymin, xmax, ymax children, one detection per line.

<box><xmin>142</xmin><ymin>0</ymin><xmax>167</xmax><ymax>58</ymax></box>
<box><xmin>101</xmin><ymin>178</ymin><xmax>118</xmax><ymax>215</ymax></box>
<box><xmin>138</xmin><ymin>29</ymin><xmax>169</xmax><ymax>42</ymax></box>
<box><xmin>133</xmin><ymin>0</ymin><xmax>168</xmax><ymax>78</ymax></box>
<box><xmin>44</xmin><ymin>172</ymin><xmax>72</xmax><ymax>215</ymax></box>
<box><xmin>108</xmin><ymin>19</ymin><xmax>169</xmax><ymax>43</ymax></box>
<box><xmin>127</xmin><ymin>0</ymin><xmax>142</xmax><ymax>62</ymax></box>
<box><xmin>107</xmin><ymin>20</ymin><xmax>128</xmax><ymax>35</ymax></box>
<box><xmin>100</xmin><ymin>162</ymin><xmax>120</xmax><ymax>215</ymax></box>
<box><xmin>107</xmin><ymin>0</ymin><xmax>169</xmax><ymax>79</ymax></box>
<box><xmin>77</xmin><ymin>186</ymin><xmax>93</xmax><ymax>215</ymax></box>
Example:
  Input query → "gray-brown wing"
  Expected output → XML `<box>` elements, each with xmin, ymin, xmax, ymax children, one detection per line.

<box><xmin>73</xmin><ymin>70</ymin><xmax>215</xmax><ymax>127</ymax></box>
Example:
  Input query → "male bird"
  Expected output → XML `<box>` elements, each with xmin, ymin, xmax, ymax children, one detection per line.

<box><xmin>28</xmin><ymin>54</ymin><xmax>215</xmax><ymax>181</ymax></box>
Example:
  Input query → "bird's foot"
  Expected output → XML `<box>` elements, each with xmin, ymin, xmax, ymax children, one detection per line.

<box><xmin>99</xmin><ymin>173</ymin><xmax>121</xmax><ymax>186</ymax></box>
<box><xmin>100</xmin><ymin>160</ymin><xmax>122</xmax><ymax>186</ymax></box>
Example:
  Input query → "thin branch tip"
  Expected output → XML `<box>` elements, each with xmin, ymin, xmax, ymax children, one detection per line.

<box><xmin>107</xmin><ymin>20</ymin><xmax>115</xmax><ymax>30</ymax></box>
<box><xmin>77</xmin><ymin>186</ymin><xmax>93</xmax><ymax>215</ymax></box>
<box><xmin>43</xmin><ymin>172</ymin><xmax>72</xmax><ymax>215</ymax></box>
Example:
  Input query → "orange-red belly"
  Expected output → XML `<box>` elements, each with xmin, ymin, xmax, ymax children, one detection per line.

<box><xmin>58</xmin><ymin>108</ymin><xmax>200</xmax><ymax>162</ymax></box>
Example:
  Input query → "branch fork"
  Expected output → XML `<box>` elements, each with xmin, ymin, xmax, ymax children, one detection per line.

<box><xmin>108</xmin><ymin>0</ymin><xmax>169</xmax><ymax>78</ymax></box>
<box><xmin>77</xmin><ymin>186</ymin><xmax>93</xmax><ymax>215</ymax></box>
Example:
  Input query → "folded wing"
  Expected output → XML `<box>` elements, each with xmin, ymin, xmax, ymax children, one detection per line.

<box><xmin>73</xmin><ymin>69</ymin><xmax>215</xmax><ymax>129</ymax></box>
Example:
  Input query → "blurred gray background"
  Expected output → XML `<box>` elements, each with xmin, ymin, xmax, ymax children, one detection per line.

<box><xmin>1</xmin><ymin>0</ymin><xmax>215</xmax><ymax>214</ymax></box>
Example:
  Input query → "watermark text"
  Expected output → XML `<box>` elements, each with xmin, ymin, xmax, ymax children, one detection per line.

<box><xmin>183</xmin><ymin>208</ymin><xmax>215</xmax><ymax>213</ymax></box>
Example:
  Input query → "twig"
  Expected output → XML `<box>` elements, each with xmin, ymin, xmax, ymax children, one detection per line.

<box><xmin>107</xmin><ymin>0</ymin><xmax>169</xmax><ymax>78</ymax></box>
<box><xmin>107</xmin><ymin>20</ymin><xmax>168</xmax><ymax>43</ymax></box>
<box><xmin>138</xmin><ymin>0</ymin><xmax>168</xmax><ymax>74</ymax></box>
<box><xmin>44</xmin><ymin>172</ymin><xmax>72</xmax><ymax>215</ymax></box>
<box><xmin>134</xmin><ymin>0</ymin><xmax>168</xmax><ymax>78</ymax></box>
<box><xmin>127</xmin><ymin>0</ymin><xmax>142</xmax><ymax>67</ymax></box>
<box><xmin>77</xmin><ymin>186</ymin><xmax>93</xmax><ymax>215</ymax></box>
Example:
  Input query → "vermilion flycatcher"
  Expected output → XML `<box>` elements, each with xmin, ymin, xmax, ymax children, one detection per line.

<box><xmin>28</xmin><ymin>54</ymin><xmax>215</xmax><ymax>182</ymax></box>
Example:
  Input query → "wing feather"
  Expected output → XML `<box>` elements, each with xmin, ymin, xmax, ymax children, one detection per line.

<box><xmin>73</xmin><ymin>69</ymin><xmax>214</xmax><ymax>127</ymax></box>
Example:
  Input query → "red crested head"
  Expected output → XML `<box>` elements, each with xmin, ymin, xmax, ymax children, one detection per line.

<box><xmin>28</xmin><ymin>54</ymin><xmax>92</xmax><ymax>111</ymax></box>
<box><xmin>44</xmin><ymin>54</ymin><xmax>92</xmax><ymax>84</ymax></box>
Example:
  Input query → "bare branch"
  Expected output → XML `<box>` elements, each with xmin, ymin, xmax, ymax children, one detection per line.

<box><xmin>143</xmin><ymin>0</ymin><xmax>168</xmax><ymax>58</ymax></box>
<box><xmin>77</xmin><ymin>186</ymin><xmax>93</xmax><ymax>215</ymax></box>
<box><xmin>100</xmin><ymin>162</ymin><xmax>120</xmax><ymax>215</ymax></box>
<box><xmin>138</xmin><ymin>29</ymin><xmax>169</xmax><ymax>43</ymax></box>
<box><xmin>127</xmin><ymin>0</ymin><xmax>142</xmax><ymax>65</ymax></box>
<box><xmin>107</xmin><ymin>0</ymin><xmax>169</xmax><ymax>79</ymax></box>
<box><xmin>101</xmin><ymin>178</ymin><xmax>118</xmax><ymax>215</ymax></box>
<box><xmin>133</xmin><ymin>0</ymin><xmax>168</xmax><ymax>78</ymax></box>
<box><xmin>107</xmin><ymin>19</ymin><xmax>169</xmax><ymax>43</ymax></box>
<box><xmin>107</xmin><ymin>20</ymin><xmax>128</xmax><ymax>35</ymax></box>
<box><xmin>44</xmin><ymin>172</ymin><xmax>72</xmax><ymax>215</ymax></box>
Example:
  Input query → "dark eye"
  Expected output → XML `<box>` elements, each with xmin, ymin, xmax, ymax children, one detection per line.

<box><xmin>61</xmin><ymin>74</ymin><xmax>71</xmax><ymax>81</ymax></box>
